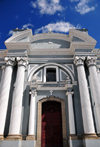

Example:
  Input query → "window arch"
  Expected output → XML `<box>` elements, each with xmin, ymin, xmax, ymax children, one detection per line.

<box><xmin>28</xmin><ymin>63</ymin><xmax>74</xmax><ymax>83</ymax></box>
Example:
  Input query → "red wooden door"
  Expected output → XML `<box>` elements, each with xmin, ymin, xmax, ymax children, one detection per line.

<box><xmin>41</xmin><ymin>101</ymin><xmax>63</xmax><ymax>147</ymax></box>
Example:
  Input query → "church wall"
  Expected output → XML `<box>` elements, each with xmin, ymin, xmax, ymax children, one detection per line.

<box><xmin>20</xmin><ymin>61</ymin><xmax>85</xmax><ymax>137</ymax></box>
<box><xmin>1</xmin><ymin>30</ymin><xmax>100</xmax><ymax>147</ymax></box>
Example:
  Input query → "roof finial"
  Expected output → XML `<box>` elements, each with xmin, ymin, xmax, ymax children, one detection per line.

<box><xmin>48</xmin><ymin>28</ymin><xmax>52</xmax><ymax>33</ymax></box>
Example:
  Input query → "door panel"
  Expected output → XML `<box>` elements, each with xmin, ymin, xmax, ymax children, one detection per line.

<box><xmin>41</xmin><ymin>101</ymin><xmax>63</xmax><ymax>147</ymax></box>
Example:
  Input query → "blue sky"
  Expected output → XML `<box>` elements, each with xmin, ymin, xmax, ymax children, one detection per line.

<box><xmin>0</xmin><ymin>0</ymin><xmax>100</xmax><ymax>49</ymax></box>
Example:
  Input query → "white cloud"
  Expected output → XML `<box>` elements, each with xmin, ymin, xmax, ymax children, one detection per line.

<box><xmin>70</xmin><ymin>0</ymin><xmax>96</xmax><ymax>14</ymax></box>
<box><xmin>35</xmin><ymin>22</ymin><xmax>80</xmax><ymax>34</ymax></box>
<box><xmin>31</xmin><ymin>0</ymin><xmax>64</xmax><ymax>15</ymax></box>
<box><xmin>22</xmin><ymin>23</ymin><xmax>34</xmax><ymax>29</ymax></box>
<box><xmin>8</xmin><ymin>23</ymin><xmax>34</xmax><ymax>36</ymax></box>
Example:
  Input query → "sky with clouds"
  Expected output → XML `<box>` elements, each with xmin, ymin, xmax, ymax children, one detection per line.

<box><xmin>0</xmin><ymin>0</ymin><xmax>100</xmax><ymax>49</ymax></box>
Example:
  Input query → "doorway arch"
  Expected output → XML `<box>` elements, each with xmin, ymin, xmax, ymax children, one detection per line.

<box><xmin>36</xmin><ymin>97</ymin><xmax>67</xmax><ymax>147</ymax></box>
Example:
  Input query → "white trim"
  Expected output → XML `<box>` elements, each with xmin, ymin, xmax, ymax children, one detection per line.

<box><xmin>44</xmin><ymin>66</ymin><xmax>59</xmax><ymax>82</ymax></box>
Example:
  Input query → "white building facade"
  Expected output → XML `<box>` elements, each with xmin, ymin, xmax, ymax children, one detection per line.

<box><xmin>0</xmin><ymin>29</ymin><xmax>100</xmax><ymax>147</ymax></box>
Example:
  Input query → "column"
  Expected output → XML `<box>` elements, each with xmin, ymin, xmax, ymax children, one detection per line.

<box><xmin>27</xmin><ymin>90</ymin><xmax>37</xmax><ymax>140</ymax></box>
<box><xmin>74</xmin><ymin>56</ymin><xmax>95</xmax><ymax>135</ymax></box>
<box><xmin>97</xmin><ymin>69</ymin><xmax>100</xmax><ymax>85</ymax></box>
<box><xmin>8</xmin><ymin>57</ymin><xmax>28</xmax><ymax>139</ymax></box>
<box><xmin>66</xmin><ymin>90</ymin><xmax>76</xmax><ymax>136</ymax></box>
<box><xmin>86</xmin><ymin>56</ymin><xmax>100</xmax><ymax>134</ymax></box>
<box><xmin>0</xmin><ymin>57</ymin><xmax>15</xmax><ymax>139</ymax></box>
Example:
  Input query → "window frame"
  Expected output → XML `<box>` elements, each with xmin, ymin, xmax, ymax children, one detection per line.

<box><xmin>44</xmin><ymin>66</ymin><xmax>59</xmax><ymax>82</ymax></box>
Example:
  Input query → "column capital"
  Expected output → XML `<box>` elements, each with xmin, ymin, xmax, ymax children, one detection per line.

<box><xmin>17</xmin><ymin>57</ymin><xmax>28</xmax><ymax>67</ymax></box>
<box><xmin>86</xmin><ymin>56</ymin><xmax>97</xmax><ymax>67</ymax></box>
<box><xmin>4</xmin><ymin>57</ymin><xmax>15</xmax><ymax>66</ymax></box>
<box><xmin>74</xmin><ymin>56</ymin><xmax>85</xmax><ymax>66</ymax></box>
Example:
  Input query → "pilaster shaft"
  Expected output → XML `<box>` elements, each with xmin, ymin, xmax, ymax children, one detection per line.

<box><xmin>74</xmin><ymin>56</ymin><xmax>95</xmax><ymax>134</ymax></box>
<box><xmin>0</xmin><ymin>57</ymin><xmax>15</xmax><ymax>136</ymax></box>
<box><xmin>66</xmin><ymin>91</ymin><xmax>76</xmax><ymax>135</ymax></box>
<box><xmin>87</xmin><ymin>56</ymin><xmax>100</xmax><ymax>133</ymax></box>
<box><xmin>27</xmin><ymin>90</ymin><xmax>37</xmax><ymax>140</ymax></box>
<box><xmin>9</xmin><ymin>57</ymin><xmax>28</xmax><ymax>136</ymax></box>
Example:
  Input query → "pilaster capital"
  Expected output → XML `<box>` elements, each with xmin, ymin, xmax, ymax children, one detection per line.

<box><xmin>30</xmin><ymin>89</ymin><xmax>37</xmax><ymax>97</ymax></box>
<box><xmin>86</xmin><ymin>56</ymin><xmax>97</xmax><ymax>67</ymax></box>
<box><xmin>66</xmin><ymin>88</ymin><xmax>74</xmax><ymax>96</ymax></box>
<box><xmin>74</xmin><ymin>56</ymin><xmax>85</xmax><ymax>66</ymax></box>
<box><xmin>66</xmin><ymin>91</ymin><xmax>74</xmax><ymax>96</ymax></box>
<box><xmin>4</xmin><ymin>57</ymin><xmax>15</xmax><ymax>66</ymax></box>
<box><xmin>17</xmin><ymin>57</ymin><xmax>28</xmax><ymax>67</ymax></box>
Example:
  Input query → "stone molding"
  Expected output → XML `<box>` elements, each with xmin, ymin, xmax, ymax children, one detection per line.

<box><xmin>17</xmin><ymin>57</ymin><xmax>28</xmax><ymax>67</ymax></box>
<box><xmin>4</xmin><ymin>57</ymin><xmax>15</xmax><ymax>66</ymax></box>
<box><xmin>86</xmin><ymin>56</ymin><xmax>97</xmax><ymax>67</ymax></box>
<box><xmin>74</xmin><ymin>56</ymin><xmax>85</xmax><ymax>66</ymax></box>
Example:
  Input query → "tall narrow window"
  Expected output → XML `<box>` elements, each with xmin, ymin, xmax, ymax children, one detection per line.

<box><xmin>46</xmin><ymin>68</ymin><xmax>56</xmax><ymax>82</ymax></box>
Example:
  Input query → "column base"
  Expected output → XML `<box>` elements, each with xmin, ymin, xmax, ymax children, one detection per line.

<box><xmin>0</xmin><ymin>135</ymin><xmax>4</xmax><ymax>140</ymax></box>
<box><xmin>83</xmin><ymin>133</ymin><xmax>97</xmax><ymax>139</ymax></box>
<box><xmin>69</xmin><ymin>134</ymin><xmax>98</xmax><ymax>140</ymax></box>
<box><xmin>6</xmin><ymin>135</ymin><xmax>22</xmax><ymax>140</ymax></box>
<box><xmin>97</xmin><ymin>134</ymin><xmax>100</xmax><ymax>137</ymax></box>
<box><xmin>26</xmin><ymin>135</ymin><xmax>36</xmax><ymax>140</ymax></box>
<box><xmin>69</xmin><ymin>134</ymin><xmax>78</xmax><ymax>140</ymax></box>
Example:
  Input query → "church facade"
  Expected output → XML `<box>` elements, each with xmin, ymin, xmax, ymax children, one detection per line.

<box><xmin>0</xmin><ymin>29</ymin><xmax>100</xmax><ymax>147</ymax></box>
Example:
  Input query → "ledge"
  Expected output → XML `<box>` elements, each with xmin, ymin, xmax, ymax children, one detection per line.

<box><xmin>26</xmin><ymin>135</ymin><xmax>36</xmax><ymax>140</ymax></box>
<box><xmin>1</xmin><ymin>134</ymin><xmax>100</xmax><ymax>141</ymax></box>
<box><xmin>6</xmin><ymin>135</ymin><xmax>22</xmax><ymax>140</ymax></box>
<box><xmin>69</xmin><ymin>134</ymin><xmax>98</xmax><ymax>140</ymax></box>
